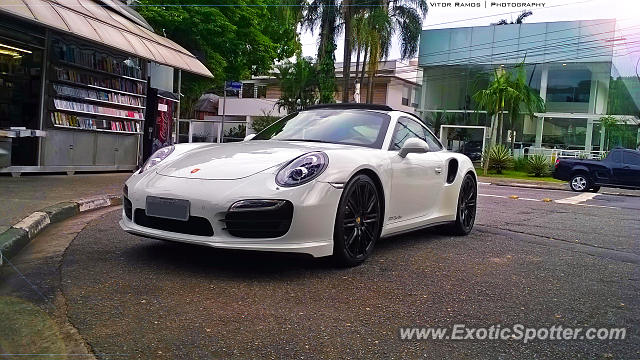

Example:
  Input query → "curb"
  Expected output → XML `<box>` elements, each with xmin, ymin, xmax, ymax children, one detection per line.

<box><xmin>0</xmin><ymin>194</ymin><xmax>122</xmax><ymax>263</ymax></box>
<box><xmin>479</xmin><ymin>178</ymin><xmax>640</xmax><ymax>198</ymax></box>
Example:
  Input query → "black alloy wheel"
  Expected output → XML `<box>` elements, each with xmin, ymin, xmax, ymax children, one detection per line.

<box><xmin>450</xmin><ymin>173</ymin><xmax>477</xmax><ymax>235</ymax></box>
<box><xmin>333</xmin><ymin>174</ymin><xmax>381</xmax><ymax>267</ymax></box>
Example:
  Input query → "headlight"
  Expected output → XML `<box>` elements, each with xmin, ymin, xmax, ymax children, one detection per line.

<box><xmin>139</xmin><ymin>145</ymin><xmax>174</xmax><ymax>174</ymax></box>
<box><xmin>276</xmin><ymin>151</ymin><xmax>328</xmax><ymax>187</ymax></box>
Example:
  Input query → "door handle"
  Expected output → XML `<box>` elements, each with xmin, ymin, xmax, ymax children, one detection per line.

<box><xmin>435</xmin><ymin>167</ymin><xmax>443</xmax><ymax>174</ymax></box>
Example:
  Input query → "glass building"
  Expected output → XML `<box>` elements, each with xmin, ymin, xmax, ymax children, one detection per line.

<box><xmin>417</xmin><ymin>19</ymin><xmax>640</xmax><ymax>152</ymax></box>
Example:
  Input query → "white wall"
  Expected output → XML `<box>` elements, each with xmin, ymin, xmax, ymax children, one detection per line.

<box><xmin>217</xmin><ymin>98</ymin><xmax>287</xmax><ymax>117</ymax></box>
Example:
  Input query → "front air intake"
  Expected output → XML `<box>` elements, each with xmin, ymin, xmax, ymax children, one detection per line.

<box><xmin>134</xmin><ymin>209</ymin><xmax>214</xmax><ymax>236</ymax></box>
<box><xmin>222</xmin><ymin>200</ymin><xmax>294</xmax><ymax>238</ymax></box>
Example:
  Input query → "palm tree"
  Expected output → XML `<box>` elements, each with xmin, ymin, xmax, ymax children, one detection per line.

<box><xmin>472</xmin><ymin>68</ymin><xmax>517</xmax><ymax>174</ymax></box>
<box><xmin>493</xmin><ymin>10</ymin><xmax>533</xmax><ymax>25</ymax></box>
<box><xmin>275</xmin><ymin>56</ymin><xmax>318</xmax><ymax>113</ymax></box>
<box><xmin>346</xmin><ymin>0</ymin><xmax>428</xmax><ymax>103</ymax></box>
<box><xmin>303</xmin><ymin>0</ymin><xmax>340</xmax><ymax>103</ymax></box>
<box><xmin>364</xmin><ymin>8</ymin><xmax>392</xmax><ymax>103</ymax></box>
<box><xmin>506</xmin><ymin>62</ymin><xmax>545</xmax><ymax>152</ymax></box>
<box><xmin>473</xmin><ymin>62</ymin><xmax>544</xmax><ymax>174</ymax></box>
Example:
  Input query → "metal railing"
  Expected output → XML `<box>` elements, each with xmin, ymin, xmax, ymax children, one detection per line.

<box><xmin>516</xmin><ymin>147</ymin><xmax>607</xmax><ymax>161</ymax></box>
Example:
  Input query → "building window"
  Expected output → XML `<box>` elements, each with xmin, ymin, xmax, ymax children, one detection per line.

<box><xmin>402</xmin><ymin>86</ymin><xmax>410</xmax><ymax>106</ymax></box>
<box><xmin>541</xmin><ymin>117</ymin><xmax>588</xmax><ymax>150</ymax></box>
<box><xmin>546</xmin><ymin>69</ymin><xmax>592</xmax><ymax>103</ymax></box>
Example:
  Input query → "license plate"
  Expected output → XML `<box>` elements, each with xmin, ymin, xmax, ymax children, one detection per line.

<box><xmin>145</xmin><ymin>196</ymin><xmax>190</xmax><ymax>221</ymax></box>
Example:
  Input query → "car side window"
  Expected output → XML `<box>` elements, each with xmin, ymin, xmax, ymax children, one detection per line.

<box><xmin>609</xmin><ymin>151</ymin><xmax>622</xmax><ymax>164</ymax></box>
<box><xmin>623</xmin><ymin>151</ymin><xmax>640</xmax><ymax>166</ymax></box>
<box><xmin>423</xmin><ymin>125</ymin><xmax>443</xmax><ymax>151</ymax></box>
<box><xmin>389</xmin><ymin>118</ymin><xmax>428</xmax><ymax>150</ymax></box>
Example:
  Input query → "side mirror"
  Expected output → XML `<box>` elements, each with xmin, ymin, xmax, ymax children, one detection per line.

<box><xmin>398</xmin><ymin>138</ymin><xmax>430</xmax><ymax>158</ymax></box>
<box><xmin>243</xmin><ymin>133</ymin><xmax>256</xmax><ymax>141</ymax></box>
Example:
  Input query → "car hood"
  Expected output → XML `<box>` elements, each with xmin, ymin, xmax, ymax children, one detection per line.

<box><xmin>156</xmin><ymin>140</ymin><xmax>355</xmax><ymax>180</ymax></box>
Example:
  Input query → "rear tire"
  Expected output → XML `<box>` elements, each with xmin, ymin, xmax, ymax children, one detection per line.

<box><xmin>570</xmin><ymin>173</ymin><xmax>590</xmax><ymax>192</ymax></box>
<box><xmin>332</xmin><ymin>174</ymin><xmax>382</xmax><ymax>267</ymax></box>
<box><xmin>448</xmin><ymin>173</ymin><xmax>477</xmax><ymax>236</ymax></box>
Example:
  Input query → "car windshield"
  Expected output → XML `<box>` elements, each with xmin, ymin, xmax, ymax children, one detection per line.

<box><xmin>252</xmin><ymin>109</ymin><xmax>391</xmax><ymax>149</ymax></box>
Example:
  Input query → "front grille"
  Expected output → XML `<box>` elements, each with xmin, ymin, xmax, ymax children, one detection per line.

<box><xmin>223</xmin><ymin>201</ymin><xmax>294</xmax><ymax>238</ymax></box>
<box><xmin>123</xmin><ymin>196</ymin><xmax>133</xmax><ymax>220</ymax></box>
<box><xmin>134</xmin><ymin>209</ymin><xmax>214</xmax><ymax>236</ymax></box>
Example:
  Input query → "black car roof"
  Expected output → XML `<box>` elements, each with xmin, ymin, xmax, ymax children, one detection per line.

<box><xmin>305</xmin><ymin>103</ymin><xmax>393</xmax><ymax>112</ymax></box>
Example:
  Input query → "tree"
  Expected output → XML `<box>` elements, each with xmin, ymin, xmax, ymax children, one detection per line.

<box><xmin>303</xmin><ymin>0</ymin><xmax>340</xmax><ymax>103</ymax></box>
<box><xmin>136</xmin><ymin>0</ymin><xmax>300</xmax><ymax>109</ymax></box>
<box><xmin>275</xmin><ymin>56</ymin><xmax>318</xmax><ymax>113</ymax></box>
<box><xmin>364</xmin><ymin>8</ymin><xmax>392</xmax><ymax>103</ymax></box>
<box><xmin>600</xmin><ymin>115</ymin><xmax>637</xmax><ymax>150</ymax></box>
<box><xmin>506</xmin><ymin>62</ymin><xmax>545</xmax><ymax>152</ymax></box>
<box><xmin>472</xmin><ymin>62</ymin><xmax>544</xmax><ymax>174</ymax></box>
<box><xmin>473</xmin><ymin>68</ymin><xmax>516</xmax><ymax>145</ymax></box>
<box><xmin>346</xmin><ymin>0</ymin><xmax>428</xmax><ymax>103</ymax></box>
<box><xmin>251</xmin><ymin>111</ymin><xmax>280</xmax><ymax>133</ymax></box>
<box><xmin>493</xmin><ymin>10</ymin><xmax>533</xmax><ymax>25</ymax></box>
<box><xmin>473</xmin><ymin>68</ymin><xmax>516</xmax><ymax>175</ymax></box>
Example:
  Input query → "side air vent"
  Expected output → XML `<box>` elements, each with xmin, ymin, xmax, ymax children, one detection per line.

<box><xmin>447</xmin><ymin>159</ymin><xmax>459</xmax><ymax>184</ymax></box>
<box><xmin>123</xmin><ymin>196</ymin><xmax>133</xmax><ymax>220</ymax></box>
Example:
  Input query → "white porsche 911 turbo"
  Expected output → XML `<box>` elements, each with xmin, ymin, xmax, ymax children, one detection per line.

<box><xmin>120</xmin><ymin>104</ymin><xmax>477</xmax><ymax>266</ymax></box>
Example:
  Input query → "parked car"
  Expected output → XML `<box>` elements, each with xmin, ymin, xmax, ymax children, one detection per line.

<box><xmin>553</xmin><ymin>148</ymin><xmax>640</xmax><ymax>192</ymax></box>
<box><xmin>461</xmin><ymin>141</ymin><xmax>483</xmax><ymax>161</ymax></box>
<box><xmin>120</xmin><ymin>104</ymin><xmax>477</xmax><ymax>266</ymax></box>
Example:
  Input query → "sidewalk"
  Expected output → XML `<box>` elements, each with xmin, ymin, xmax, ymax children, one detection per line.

<box><xmin>478</xmin><ymin>176</ymin><xmax>640</xmax><ymax>197</ymax></box>
<box><xmin>0</xmin><ymin>172</ymin><xmax>131</xmax><ymax>234</ymax></box>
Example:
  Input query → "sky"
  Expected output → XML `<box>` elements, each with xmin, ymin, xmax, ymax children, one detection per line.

<box><xmin>299</xmin><ymin>0</ymin><xmax>640</xmax><ymax>75</ymax></box>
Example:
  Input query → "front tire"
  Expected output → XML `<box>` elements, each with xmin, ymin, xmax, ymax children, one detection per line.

<box><xmin>570</xmin><ymin>173</ymin><xmax>590</xmax><ymax>192</ymax></box>
<box><xmin>448</xmin><ymin>173</ymin><xmax>477</xmax><ymax>236</ymax></box>
<box><xmin>332</xmin><ymin>174</ymin><xmax>381</xmax><ymax>267</ymax></box>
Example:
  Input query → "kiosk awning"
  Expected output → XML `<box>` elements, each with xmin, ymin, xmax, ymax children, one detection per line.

<box><xmin>0</xmin><ymin>0</ymin><xmax>213</xmax><ymax>78</ymax></box>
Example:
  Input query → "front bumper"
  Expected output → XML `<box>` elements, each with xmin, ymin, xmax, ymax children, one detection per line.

<box><xmin>119</xmin><ymin>171</ymin><xmax>342</xmax><ymax>258</ymax></box>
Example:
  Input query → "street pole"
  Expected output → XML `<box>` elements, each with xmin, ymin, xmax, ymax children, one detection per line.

<box><xmin>221</xmin><ymin>84</ymin><xmax>226</xmax><ymax>144</ymax></box>
<box><xmin>175</xmin><ymin>69</ymin><xmax>181</xmax><ymax>144</ymax></box>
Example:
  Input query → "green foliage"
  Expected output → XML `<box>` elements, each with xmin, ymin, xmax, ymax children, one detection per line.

<box><xmin>527</xmin><ymin>154</ymin><xmax>550</xmax><ymax>177</ymax></box>
<box><xmin>338</xmin><ymin>0</ymin><xmax>427</xmax><ymax>102</ymax></box>
<box><xmin>473</xmin><ymin>62</ymin><xmax>544</xmax><ymax>145</ymax></box>
<box><xmin>275</xmin><ymin>56</ymin><xmax>318</xmax><ymax>114</ymax></box>
<box><xmin>607</xmin><ymin>76</ymin><xmax>640</xmax><ymax>116</ymax></box>
<box><xmin>137</xmin><ymin>0</ymin><xmax>300</xmax><ymax>112</ymax></box>
<box><xmin>488</xmin><ymin>145</ymin><xmax>512</xmax><ymax>174</ymax></box>
<box><xmin>512</xmin><ymin>156</ymin><xmax>528</xmax><ymax>172</ymax></box>
<box><xmin>252</xmin><ymin>111</ymin><xmax>280</xmax><ymax>133</ymax></box>
<box><xmin>317</xmin><ymin>42</ymin><xmax>337</xmax><ymax>104</ymax></box>
<box><xmin>600</xmin><ymin>115</ymin><xmax>637</xmax><ymax>150</ymax></box>
<box><xmin>225</xmin><ymin>124</ymin><xmax>247</xmax><ymax>140</ymax></box>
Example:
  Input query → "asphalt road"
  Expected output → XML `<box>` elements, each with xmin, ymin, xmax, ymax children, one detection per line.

<box><xmin>1</xmin><ymin>184</ymin><xmax>639</xmax><ymax>359</ymax></box>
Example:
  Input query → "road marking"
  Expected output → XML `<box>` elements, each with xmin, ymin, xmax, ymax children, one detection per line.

<box><xmin>479</xmin><ymin>194</ymin><xmax>542</xmax><ymax>202</ymax></box>
<box><xmin>555</xmin><ymin>193</ymin><xmax>598</xmax><ymax>205</ymax></box>
<box><xmin>478</xmin><ymin>182</ymin><xmax>492</xmax><ymax>185</ymax></box>
<box><xmin>479</xmin><ymin>192</ymin><xmax>620</xmax><ymax>209</ymax></box>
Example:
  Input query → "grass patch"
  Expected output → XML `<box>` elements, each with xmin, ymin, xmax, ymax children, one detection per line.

<box><xmin>0</xmin><ymin>296</ymin><xmax>67</xmax><ymax>355</ymax></box>
<box><xmin>475</xmin><ymin>168</ymin><xmax>564</xmax><ymax>183</ymax></box>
